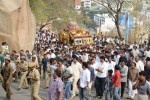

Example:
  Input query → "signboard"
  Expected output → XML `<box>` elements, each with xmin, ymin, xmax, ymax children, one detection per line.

<box><xmin>119</xmin><ymin>12</ymin><xmax>133</xmax><ymax>42</ymax></box>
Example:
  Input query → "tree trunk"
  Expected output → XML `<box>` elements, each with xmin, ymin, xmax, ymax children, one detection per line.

<box><xmin>39</xmin><ymin>25</ymin><xmax>46</xmax><ymax>31</ymax></box>
<box><xmin>115</xmin><ymin>15</ymin><xmax>122</xmax><ymax>39</ymax></box>
<box><xmin>39</xmin><ymin>21</ymin><xmax>51</xmax><ymax>31</ymax></box>
<box><xmin>116</xmin><ymin>24</ymin><xmax>122</xmax><ymax>39</ymax></box>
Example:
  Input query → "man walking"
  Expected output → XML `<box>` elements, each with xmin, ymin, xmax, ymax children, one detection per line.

<box><xmin>71</xmin><ymin>55</ymin><xmax>82</xmax><ymax>99</ymax></box>
<box><xmin>120</xmin><ymin>60</ymin><xmax>128</xmax><ymax>98</ymax></box>
<box><xmin>48</xmin><ymin>69</ymin><xmax>64</xmax><ymax>100</ymax></box>
<box><xmin>2</xmin><ymin>57</ymin><xmax>13</xmax><ymax>99</ymax></box>
<box><xmin>18</xmin><ymin>56</ymin><xmax>29</xmax><ymax>90</ymax></box>
<box><xmin>28</xmin><ymin>63</ymin><xmax>41</xmax><ymax>100</ymax></box>
<box><xmin>127</xmin><ymin>62</ymin><xmax>139</xmax><ymax>99</ymax></box>
<box><xmin>42</xmin><ymin>54</ymin><xmax>48</xmax><ymax>79</ymax></box>
<box><xmin>95</xmin><ymin>56</ymin><xmax>108</xmax><ymax>99</ymax></box>
<box><xmin>133</xmin><ymin>71</ymin><xmax>150</xmax><ymax>100</ymax></box>
<box><xmin>63</xmin><ymin>61</ymin><xmax>73</xmax><ymax>99</ymax></box>
<box><xmin>112</xmin><ymin>65</ymin><xmax>121</xmax><ymax>100</ymax></box>
<box><xmin>79</xmin><ymin>62</ymin><xmax>91</xmax><ymax>100</ymax></box>
<box><xmin>135</xmin><ymin>56</ymin><xmax>144</xmax><ymax>72</ymax></box>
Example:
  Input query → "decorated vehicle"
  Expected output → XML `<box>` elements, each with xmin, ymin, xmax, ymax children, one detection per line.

<box><xmin>59</xmin><ymin>29</ymin><xmax>93</xmax><ymax>45</ymax></box>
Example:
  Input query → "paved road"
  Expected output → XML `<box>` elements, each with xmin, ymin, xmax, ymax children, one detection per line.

<box><xmin>0</xmin><ymin>80</ymin><xmax>134</xmax><ymax>100</ymax></box>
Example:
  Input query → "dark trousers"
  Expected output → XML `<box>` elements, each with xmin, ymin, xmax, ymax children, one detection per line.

<box><xmin>79</xmin><ymin>87</ymin><xmax>90</xmax><ymax>100</ymax></box>
<box><xmin>43</xmin><ymin>68</ymin><xmax>47</xmax><ymax>79</ymax></box>
<box><xmin>95</xmin><ymin>77</ymin><xmax>105</xmax><ymax>97</ymax></box>
<box><xmin>121</xmin><ymin>82</ymin><xmax>126</xmax><ymax>97</ymax></box>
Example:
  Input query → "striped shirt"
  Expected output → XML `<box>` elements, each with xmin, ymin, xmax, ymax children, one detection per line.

<box><xmin>48</xmin><ymin>77</ymin><xmax>64</xmax><ymax>100</ymax></box>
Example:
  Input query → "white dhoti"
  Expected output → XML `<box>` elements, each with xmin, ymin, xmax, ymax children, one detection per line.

<box><xmin>128</xmin><ymin>80</ymin><xmax>137</xmax><ymax>98</ymax></box>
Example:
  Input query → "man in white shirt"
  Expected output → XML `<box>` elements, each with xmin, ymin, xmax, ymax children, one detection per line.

<box><xmin>114</xmin><ymin>51</ymin><xmax>120</xmax><ymax>65</ymax></box>
<box><xmin>79</xmin><ymin>62</ymin><xmax>91</xmax><ymax>100</ymax></box>
<box><xmin>132</xmin><ymin>46</ymin><xmax>140</xmax><ymax>58</ymax></box>
<box><xmin>91</xmin><ymin>57</ymin><xmax>99</xmax><ymax>75</ymax></box>
<box><xmin>71</xmin><ymin>55</ymin><xmax>82</xmax><ymax>99</ymax></box>
<box><xmin>50</xmin><ymin>49</ymin><xmax>56</xmax><ymax>58</ymax></box>
<box><xmin>82</xmin><ymin>52</ymin><xmax>88</xmax><ymax>62</ymax></box>
<box><xmin>106</xmin><ymin>37</ymin><xmax>111</xmax><ymax>43</ymax></box>
<box><xmin>64</xmin><ymin>61</ymin><xmax>73</xmax><ymax>99</ymax></box>
<box><xmin>95</xmin><ymin>56</ymin><xmax>108</xmax><ymax>99</ymax></box>
<box><xmin>144</xmin><ymin>47</ymin><xmax>150</xmax><ymax>58</ymax></box>
<box><xmin>107</xmin><ymin>56</ymin><xmax>116</xmax><ymax>75</ymax></box>
<box><xmin>135</xmin><ymin>56</ymin><xmax>144</xmax><ymax>72</ymax></box>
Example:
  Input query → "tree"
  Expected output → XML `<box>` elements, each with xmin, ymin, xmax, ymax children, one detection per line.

<box><xmin>92</xmin><ymin>0</ymin><xmax>128</xmax><ymax>38</ymax></box>
<box><xmin>126</xmin><ymin>0</ymin><xmax>146</xmax><ymax>42</ymax></box>
<box><xmin>29</xmin><ymin>0</ymin><xmax>90</xmax><ymax>31</ymax></box>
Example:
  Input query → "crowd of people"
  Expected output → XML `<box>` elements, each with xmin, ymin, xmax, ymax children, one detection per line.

<box><xmin>0</xmin><ymin>30</ymin><xmax>150</xmax><ymax>100</ymax></box>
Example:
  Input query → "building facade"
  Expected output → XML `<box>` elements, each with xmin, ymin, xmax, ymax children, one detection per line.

<box><xmin>94</xmin><ymin>14</ymin><xmax>115</xmax><ymax>32</ymax></box>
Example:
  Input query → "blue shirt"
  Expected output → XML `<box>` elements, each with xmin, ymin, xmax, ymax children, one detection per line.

<box><xmin>88</xmin><ymin>66</ymin><xmax>95</xmax><ymax>81</ymax></box>
<box><xmin>0</xmin><ymin>54</ymin><xmax>4</xmax><ymax>68</ymax></box>
<box><xmin>42</xmin><ymin>58</ymin><xmax>48</xmax><ymax>70</ymax></box>
<box><xmin>105</xmin><ymin>77</ymin><xmax>112</xmax><ymax>91</ymax></box>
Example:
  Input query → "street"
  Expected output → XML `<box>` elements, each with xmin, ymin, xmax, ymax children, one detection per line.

<box><xmin>0</xmin><ymin>80</ymin><xmax>135</xmax><ymax>100</ymax></box>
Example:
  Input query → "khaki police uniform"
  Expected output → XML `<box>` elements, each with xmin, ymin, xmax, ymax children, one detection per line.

<box><xmin>13</xmin><ymin>54</ymin><xmax>20</xmax><ymax>81</ymax></box>
<box><xmin>2</xmin><ymin>58</ymin><xmax>13</xmax><ymax>98</ymax></box>
<box><xmin>45</xmin><ymin>62</ymin><xmax>50</xmax><ymax>88</ymax></box>
<box><xmin>29</xmin><ymin>63</ymin><xmax>41</xmax><ymax>100</ymax></box>
<box><xmin>18</xmin><ymin>60</ymin><xmax>29</xmax><ymax>89</ymax></box>
<box><xmin>38</xmin><ymin>51</ymin><xmax>44</xmax><ymax>75</ymax></box>
<box><xmin>31</xmin><ymin>56</ymin><xmax>39</xmax><ymax>69</ymax></box>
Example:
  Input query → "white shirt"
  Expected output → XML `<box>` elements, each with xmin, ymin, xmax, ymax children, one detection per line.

<box><xmin>82</xmin><ymin>54</ymin><xmax>88</xmax><ymax>62</ymax></box>
<box><xmin>51</xmin><ymin>53</ymin><xmax>56</xmax><ymax>58</ymax></box>
<box><xmin>144</xmin><ymin>50</ymin><xmax>150</xmax><ymax>58</ymax></box>
<box><xmin>114</xmin><ymin>55</ymin><xmax>120</xmax><ymax>65</ymax></box>
<box><xmin>65</xmin><ymin>67</ymin><xmax>73</xmax><ymax>82</ymax></box>
<box><xmin>91</xmin><ymin>62</ymin><xmax>99</xmax><ymax>75</ymax></box>
<box><xmin>107</xmin><ymin>61</ymin><xmax>116</xmax><ymax>75</ymax></box>
<box><xmin>71</xmin><ymin>62</ymin><xmax>82</xmax><ymax>80</ymax></box>
<box><xmin>136</xmin><ymin>60</ymin><xmax>144</xmax><ymax>72</ymax></box>
<box><xmin>80</xmin><ymin>69</ymin><xmax>91</xmax><ymax>88</ymax></box>
<box><xmin>50</xmin><ymin>64</ymin><xmax>57</xmax><ymax>78</ymax></box>
<box><xmin>106</xmin><ymin>38</ymin><xmax>111</xmax><ymax>43</ymax></box>
<box><xmin>96</xmin><ymin>55</ymin><xmax>100</xmax><ymax>62</ymax></box>
<box><xmin>125</xmin><ymin>52</ymin><xmax>130</xmax><ymax>61</ymax></box>
<box><xmin>132</xmin><ymin>49</ymin><xmax>140</xmax><ymax>57</ymax></box>
<box><xmin>47</xmin><ymin>54</ymin><xmax>51</xmax><ymax>59</ymax></box>
<box><xmin>96</xmin><ymin>62</ymin><xmax>108</xmax><ymax>78</ymax></box>
<box><xmin>10</xmin><ymin>61</ymin><xmax>16</xmax><ymax>73</ymax></box>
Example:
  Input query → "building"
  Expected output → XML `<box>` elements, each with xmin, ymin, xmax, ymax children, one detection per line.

<box><xmin>94</xmin><ymin>14</ymin><xmax>115</xmax><ymax>32</ymax></box>
<box><xmin>83</xmin><ymin>0</ymin><xmax>92</xmax><ymax>8</ymax></box>
<box><xmin>75</xmin><ymin>0</ymin><xmax>81</xmax><ymax>10</ymax></box>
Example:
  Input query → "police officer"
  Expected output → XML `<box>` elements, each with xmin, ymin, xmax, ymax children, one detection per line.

<box><xmin>13</xmin><ymin>54</ymin><xmax>20</xmax><ymax>82</ymax></box>
<box><xmin>31</xmin><ymin>56</ymin><xmax>39</xmax><ymax>69</ymax></box>
<box><xmin>2</xmin><ymin>57</ymin><xmax>13</xmax><ymax>99</ymax></box>
<box><xmin>28</xmin><ymin>63</ymin><xmax>41</xmax><ymax>100</ymax></box>
<box><xmin>18</xmin><ymin>56</ymin><xmax>29</xmax><ymax>90</ymax></box>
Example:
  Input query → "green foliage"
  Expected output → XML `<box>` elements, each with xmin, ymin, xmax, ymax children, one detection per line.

<box><xmin>29</xmin><ymin>0</ymin><xmax>91</xmax><ymax>30</ymax></box>
<box><xmin>29</xmin><ymin>0</ymin><xmax>49</xmax><ymax>21</ymax></box>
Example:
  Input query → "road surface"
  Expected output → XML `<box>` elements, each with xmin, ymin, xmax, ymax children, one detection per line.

<box><xmin>0</xmin><ymin>80</ymin><xmax>134</xmax><ymax>100</ymax></box>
